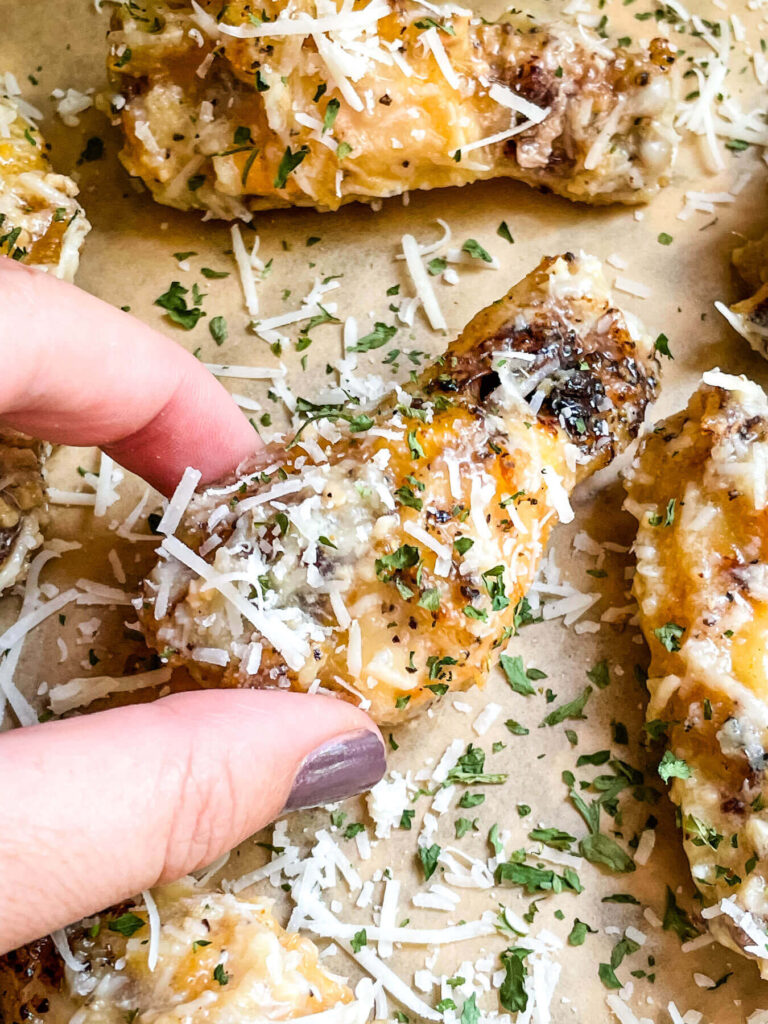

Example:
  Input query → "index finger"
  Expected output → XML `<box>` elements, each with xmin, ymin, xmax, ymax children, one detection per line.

<box><xmin>0</xmin><ymin>259</ymin><xmax>261</xmax><ymax>495</ymax></box>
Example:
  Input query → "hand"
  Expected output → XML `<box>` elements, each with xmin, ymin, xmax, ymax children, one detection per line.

<box><xmin>0</xmin><ymin>260</ymin><xmax>385</xmax><ymax>954</ymax></box>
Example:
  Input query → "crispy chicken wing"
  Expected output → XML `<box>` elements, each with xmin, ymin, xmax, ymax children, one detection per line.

<box><xmin>625</xmin><ymin>372</ymin><xmax>768</xmax><ymax>976</ymax></box>
<box><xmin>108</xmin><ymin>0</ymin><xmax>677</xmax><ymax>218</ymax></box>
<box><xmin>722</xmin><ymin>232</ymin><xmax>768</xmax><ymax>358</ymax></box>
<box><xmin>0</xmin><ymin>884</ymin><xmax>369</xmax><ymax>1024</ymax></box>
<box><xmin>0</xmin><ymin>430</ymin><xmax>48</xmax><ymax>593</ymax></box>
<box><xmin>0</xmin><ymin>88</ymin><xmax>90</xmax><ymax>280</ymax></box>
<box><xmin>140</xmin><ymin>253</ymin><xmax>659</xmax><ymax>725</ymax></box>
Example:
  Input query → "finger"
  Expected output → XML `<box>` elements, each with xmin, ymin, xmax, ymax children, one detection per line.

<box><xmin>0</xmin><ymin>689</ymin><xmax>385</xmax><ymax>953</ymax></box>
<box><xmin>0</xmin><ymin>259</ymin><xmax>260</xmax><ymax>495</ymax></box>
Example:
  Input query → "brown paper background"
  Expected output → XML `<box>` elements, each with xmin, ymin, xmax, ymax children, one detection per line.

<box><xmin>3</xmin><ymin>0</ymin><xmax>768</xmax><ymax>1020</ymax></box>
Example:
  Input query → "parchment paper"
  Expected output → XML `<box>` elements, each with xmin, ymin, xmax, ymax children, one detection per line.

<box><xmin>3</xmin><ymin>1</ymin><xmax>768</xmax><ymax>1020</ymax></box>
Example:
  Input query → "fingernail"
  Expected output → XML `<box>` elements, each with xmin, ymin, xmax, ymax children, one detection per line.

<box><xmin>283</xmin><ymin>729</ymin><xmax>386</xmax><ymax>812</ymax></box>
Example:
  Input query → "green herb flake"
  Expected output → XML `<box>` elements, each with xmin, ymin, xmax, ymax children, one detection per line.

<box><xmin>107</xmin><ymin>912</ymin><xmax>145</xmax><ymax>937</ymax></box>
<box><xmin>414</xmin><ymin>16</ymin><xmax>455</xmax><ymax>34</ymax></box>
<box><xmin>662</xmin><ymin>886</ymin><xmax>700</xmax><ymax>943</ymax></box>
<box><xmin>529</xmin><ymin>826</ymin><xmax>576</xmax><ymax>851</ymax></box>
<box><xmin>654</xmin><ymin>621</ymin><xmax>685</xmax><ymax>651</ymax></box>
<box><xmin>274</xmin><ymin>145</ymin><xmax>309</xmax><ymax>189</ymax></box>
<box><xmin>654</xmin><ymin>333</ymin><xmax>673</xmax><ymax>359</ymax></box>
<box><xmin>427</xmin><ymin>256</ymin><xmax>447</xmax><ymax>276</ymax></box>
<box><xmin>499</xmin><ymin>654</ymin><xmax>536</xmax><ymax>696</ymax></box>
<box><xmin>658</xmin><ymin>750</ymin><xmax>692</xmax><ymax>783</ymax></box>
<box><xmin>587</xmin><ymin>660</ymin><xmax>610</xmax><ymax>689</ymax></box>
<box><xmin>209</xmin><ymin>315</ymin><xmax>228</xmax><ymax>345</ymax></box>
<box><xmin>540</xmin><ymin>686</ymin><xmax>592</xmax><ymax>727</ymax></box>
<box><xmin>323</xmin><ymin>97</ymin><xmax>340</xmax><ymax>134</ymax></box>
<box><xmin>460</xmin><ymin>993</ymin><xmax>480</xmax><ymax>1024</ymax></box>
<box><xmin>497</xmin><ymin>221</ymin><xmax>514</xmax><ymax>244</ymax></box>
<box><xmin>349</xmin><ymin>322</ymin><xmax>397</xmax><ymax>352</ymax></box>
<box><xmin>455</xmin><ymin>816</ymin><xmax>478</xmax><ymax>839</ymax></box>
<box><xmin>499</xmin><ymin>950</ymin><xmax>528</xmax><ymax>1013</ymax></box>
<box><xmin>568</xmin><ymin>918</ymin><xmax>595</xmax><ymax>946</ymax></box>
<box><xmin>580</xmin><ymin>832</ymin><xmax>636</xmax><ymax>873</ymax></box>
<box><xmin>462</xmin><ymin>238</ymin><xmax>492</xmax><ymax>263</ymax></box>
<box><xmin>154</xmin><ymin>281</ymin><xmax>205</xmax><ymax>330</ymax></box>
<box><xmin>418</xmin><ymin>843</ymin><xmax>441</xmax><ymax>880</ymax></box>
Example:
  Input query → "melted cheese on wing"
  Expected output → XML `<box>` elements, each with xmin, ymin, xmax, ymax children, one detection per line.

<box><xmin>728</xmin><ymin>232</ymin><xmax>768</xmax><ymax>358</ymax></box>
<box><xmin>108</xmin><ymin>0</ymin><xmax>677</xmax><ymax>216</ymax></box>
<box><xmin>67</xmin><ymin>886</ymin><xmax>361</xmax><ymax>1024</ymax></box>
<box><xmin>0</xmin><ymin>91</ymin><xmax>90</xmax><ymax>280</ymax></box>
<box><xmin>626</xmin><ymin>375</ymin><xmax>768</xmax><ymax>974</ymax></box>
<box><xmin>141</xmin><ymin>253</ymin><xmax>658</xmax><ymax>724</ymax></box>
<box><xmin>0</xmin><ymin>431</ymin><xmax>47</xmax><ymax>593</ymax></box>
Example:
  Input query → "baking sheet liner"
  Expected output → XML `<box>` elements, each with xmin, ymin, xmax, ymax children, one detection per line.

<box><xmin>3</xmin><ymin>0</ymin><xmax>768</xmax><ymax>1019</ymax></box>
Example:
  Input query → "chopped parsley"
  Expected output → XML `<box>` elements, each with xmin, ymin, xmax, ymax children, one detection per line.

<box><xmin>445</xmin><ymin>745</ymin><xmax>507</xmax><ymax>786</ymax></box>
<box><xmin>497</xmin><ymin>221</ymin><xmax>514</xmax><ymax>244</ymax></box>
<box><xmin>654</xmin><ymin>333</ymin><xmax>673</xmax><ymax>359</ymax></box>
<box><xmin>653</xmin><ymin>621</ymin><xmax>684</xmax><ymax>652</ymax></box>
<box><xmin>499</xmin><ymin>949</ymin><xmax>528</xmax><ymax>1012</ymax></box>
<box><xmin>658</xmin><ymin>750</ymin><xmax>691</xmax><ymax>783</ymax></box>
<box><xmin>418</xmin><ymin>843</ymin><xmax>441</xmax><ymax>879</ymax></box>
<box><xmin>499</xmin><ymin>654</ymin><xmax>537</xmax><ymax>695</ymax></box>
<box><xmin>349</xmin><ymin>322</ymin><xmax>397</xmax><ymax>352</ymax></box>
<box><xmin>540</xmin><ymin>685</ymin><xmax>592</xmax><ymax>727</ymax></box>
<box><xmin>586</xmin><ymin>660</ymin><xmax>610</xmax><ymax>688</ymax></box>
<box><xmin>154</xmin><ymin>281</ymin><xmax>205</xmax><ymax>330</ymax></box>
<box><xmin>462</xmin><ymin>238</ymin><xmax>492</xmax><ymax>263</ymax></box>
<box><xmin>662</xmin><ymin>886</ymin><xmax>699</xmax><ymax>942</ymax></box>
<box><xmin>274</xmin><ymin>145</ymin><xmax>310</xmax><ymax>189</ymax></box>
<box><xmin>209</xmin><ymin>315</ymin><xmax>228</xmax><ymax>345</ymax></box>
<box><xmin>107</xmin><ymin>912</ymin><xmax>145</xmax><ymax>937</ymax></box>
<box><xmin>568</xmin><ymin>918</ymin><xmax>595</xmax><ymax>946</ymax></box>
<box><xmin>323</xmin><ymin>97</ymin><xmax>340</xmax><ymax>133</ymax></box>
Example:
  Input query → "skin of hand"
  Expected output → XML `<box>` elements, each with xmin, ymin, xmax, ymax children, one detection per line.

<box><xmin>0</xmin><ymin>259</ymin><xmax>386</xmax><ymax>954</ymax></box>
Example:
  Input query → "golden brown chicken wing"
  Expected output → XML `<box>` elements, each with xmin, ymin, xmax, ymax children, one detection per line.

<box><xmin>140</xmin><ymin>252</ymin><xmax>659</xmax><ymax>724</ymax></box>
<box><xmin>625</xmin><ymin>372</ymin><xmax>768</xmax><ymax>977</ymax></box>
<box><xmin>108</xmin><ymin>0</ymin><xmax>677</xmax><ymax>218</ymax></box>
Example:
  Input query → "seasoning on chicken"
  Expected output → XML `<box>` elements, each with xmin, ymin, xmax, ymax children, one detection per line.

<box><xmin>140</xmin><ymin>252</ymin><xmax>659</xmax><ymax>725</ymax></box>
<box><xmin>718</xmin><ymin>232</ymin><xmax>768</xmax><ymax>358</ymax></box>
<box><xmin>107</xmin><ymin>0</ymin><xmax>677</xmax><ymax>219</ymax></box>
<box><xmin>0</xmin><ymin>431</ymin><xmax>48</xmax><ymax>594</ymax></box>
<box><xmin>0</xmin><ymin>88</ymin><xmax>90</xmax><ymax>280</ymax></box>
<box><xmin>625</xmin><ymin>372</ymin><xmax>768</xmax><ymax>977</ymax></box>
<box><xmin>0</xmin><ymin>883</ymin><xmax>370</xmax><ymax>1024</ymax></box>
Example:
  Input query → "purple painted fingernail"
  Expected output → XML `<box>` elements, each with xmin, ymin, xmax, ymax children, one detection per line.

<box><xmin>283</xmin><ymin>730</ymin><xmax>386</xmax><ymax>812</ymax></box>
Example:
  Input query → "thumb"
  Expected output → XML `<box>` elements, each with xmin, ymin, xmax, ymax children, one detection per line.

<box><xmin>0</xmin><ymin>689</ymin><xmax>385</xmax><ymax>953</ymax></box>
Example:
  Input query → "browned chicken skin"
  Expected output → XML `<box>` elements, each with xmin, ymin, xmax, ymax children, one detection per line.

<box><xmin>140</xmin><ymin>253</ymin><xmax>659</xmax><ymax>725</ymax></box>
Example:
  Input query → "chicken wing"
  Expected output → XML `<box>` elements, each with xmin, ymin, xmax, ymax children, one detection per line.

<box><xmin>0</xmin><ymin>88</ymin><xmax>90</xmax><ymax>281</ymax></box>
<box><xmin>722</xmin><ymin>232</ymin><xmax>768</xmax><ymax>358</ymax></box>
<box><xmin>0</xmin><ymin>431</ymin><xmax>48</xmax><ymax>593</ymax></box>
<box><xmin>141</xmin><ymin>252</ymin><xmax>659</xmax><ymax>725</ymax></box>
<box><xmin>625</xmin><ymin>372</ymin><xmax>768</xmax><ymax>976</ymax></box>
<box><xmin>107</xmin><ymin>0</ymin><xmax>677</xmax><ymax>218</ymax></box>
<box><xmin>0</xmin><ymin>883</ymin><xmax>369</xmax><ymax>1024</ymax></box>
